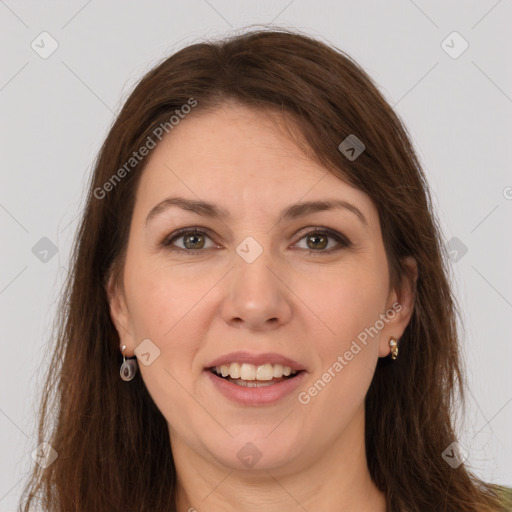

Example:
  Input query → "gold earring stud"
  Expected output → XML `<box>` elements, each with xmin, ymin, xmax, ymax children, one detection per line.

<box><xmin>389</xmin><ymin>337</ymin><xmax>398</xmax><ymax>360</ymax></box>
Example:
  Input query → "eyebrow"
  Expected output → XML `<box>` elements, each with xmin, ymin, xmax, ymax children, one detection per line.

<box><xmin>145</xmin><ymin>196</ymin><xmax>368</xmax><ymax>228</ymax></box>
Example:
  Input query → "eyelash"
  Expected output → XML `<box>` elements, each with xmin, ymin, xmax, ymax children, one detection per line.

<box><xmin>161</xmin><ymin>226</ymin><xmax>352</xmax><ymax>256</ymax></box>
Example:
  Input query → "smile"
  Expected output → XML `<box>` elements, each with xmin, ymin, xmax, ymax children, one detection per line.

<box><xmin>205</xmin><ymin>366</ymin><xmax>306</xmax><ymax>405</ymax></box>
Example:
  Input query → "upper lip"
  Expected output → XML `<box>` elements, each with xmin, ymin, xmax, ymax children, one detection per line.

<box><xmin>205</xmin><ymin>351</ymin><xmax>306</xmax><ymax>372</ymax></box>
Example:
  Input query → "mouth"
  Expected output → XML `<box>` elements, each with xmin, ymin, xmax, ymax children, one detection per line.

<box><xmin>205</xmin><ymin>363</ymin><xmax>307</xmax><ymax>406</ymax></box>
<box><xmin>207</xmin><ymin>364</ymin><xmax>305</xmax><ymax>387</ymax></box>
<box><xmin>203</xmin><ymin>352</ymin><xmax>307</xmax><ymax>404</ymax></box>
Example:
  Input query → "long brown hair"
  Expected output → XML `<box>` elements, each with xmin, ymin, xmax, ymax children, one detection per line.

<box><xmin>19</xmin><ymin>28</ymin><xmax>510</xmax><ymax>512</ymax></box>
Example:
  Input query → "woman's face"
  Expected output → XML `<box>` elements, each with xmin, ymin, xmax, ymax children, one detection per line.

<box><xmin>108</xmin><ymin>104</ymin><xmax>416</xmax><ymax>474</ymax></box>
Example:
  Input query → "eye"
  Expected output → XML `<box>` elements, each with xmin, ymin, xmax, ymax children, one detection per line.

<box><xmin>294</xmin><ymin>227</ymin><xmax>352</xmax><ymax>254</ymax></box>
<box><xmin>161</xmin><ymin>226</ymin><xmax>351</xmax><ymax>255</ymax></box>
<box><xmin>161</xmin><ymin>228</ymin><xmax>217</xmax><ymax>254</ymax></box>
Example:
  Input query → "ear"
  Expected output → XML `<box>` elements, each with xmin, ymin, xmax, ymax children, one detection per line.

<box><xmin>378</xmin><ymin>256</ymin><xmax>418</xmax><ymax>357</ymax></box>
<box><xmin>105</xmin><ymin>273</ymin><xmax>136</xmax><ymax>355</ymax></box>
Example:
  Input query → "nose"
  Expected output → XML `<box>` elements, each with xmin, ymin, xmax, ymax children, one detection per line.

<box><xmin>220</xmin><ymin>248</ymin><xmax>292</xmax><ymax>332</ymax></box>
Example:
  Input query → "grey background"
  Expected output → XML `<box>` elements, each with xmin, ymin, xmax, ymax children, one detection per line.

<box><xmin>1</xmin><ymin>0</ymin><xmax>511</xmax><ymax>508</ymax></box>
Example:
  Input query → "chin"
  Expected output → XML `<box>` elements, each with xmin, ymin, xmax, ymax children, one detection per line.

<box><xmin>206</xmin><ymin>433</ymin><xmax>302</xmax><ymax>473</ymax></box>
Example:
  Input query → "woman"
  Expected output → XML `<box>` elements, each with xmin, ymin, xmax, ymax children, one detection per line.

<box><xmin>19</xmin><ymin>28</ymin><xmax>511</xmax><ymax>511</ymax></box>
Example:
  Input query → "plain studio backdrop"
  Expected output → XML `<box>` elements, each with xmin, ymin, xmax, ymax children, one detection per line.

<box><xmin>1</xmin><ymin>0</ymin><xmax>511</xmax><ymax>508</ymax></box>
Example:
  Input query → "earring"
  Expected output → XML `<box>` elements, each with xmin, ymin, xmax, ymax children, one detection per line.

<box><xmin>120</xmin><ymin>344</ymin><xmax>138</xmax><ymax>381</ymax></box>
<box><xmin>389</xmin><ymin>337</ymin><xmax>399</xmax><ymax>360</ymax></box>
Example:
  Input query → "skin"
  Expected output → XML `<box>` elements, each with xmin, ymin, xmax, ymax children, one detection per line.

<box><xmin>107</xmin><ymin>103</ymin><xmax>417</xmax><ymax>512</ymax></box>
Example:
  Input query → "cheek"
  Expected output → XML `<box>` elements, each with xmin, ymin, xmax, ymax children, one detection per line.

<box><xmin>307</xmin><ymin>264</ymin><xmax>387</xmax><ymax>351</ymax></box>
<box><xmin>296</xmin><ymin>265</ymin><xmax>387</xmax><ymax>415</ymax></box>
<box><xmin>296</xmin><ymin>277</ymin><xmax>383</xmax><ymax>433</ymax></box>
<box><xmin>124</xmin><ymin>257</ymin><xmax>203</xmax><ymax>338</ymax></box>
<box><xmin>123</xmin><ymin>258</ymin><xmax>215</xmax><ymax>384</ymax></box>
<box><xmin>123</xmin><ymin>263</ymin><xmax>204</xmax><ymax>426</ymax></box>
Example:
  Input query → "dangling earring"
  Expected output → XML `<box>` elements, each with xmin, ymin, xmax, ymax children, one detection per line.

<box><xmin>388</xmin><ymin>337</ymin><xmax>399</xmax><ymax>360</ymax></box>
<box><xmin>120</xmin><ymin>344</ymin><xmax>138</xmax><ymax>381</ymax></box>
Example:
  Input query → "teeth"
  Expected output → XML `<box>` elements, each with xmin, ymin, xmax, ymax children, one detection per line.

<box><xmin>241</xmin><ymin>363</ymin><xmax>256</xmax><ymax>380</ymax></box>
<box><xmin>273</xmin><ymin>364</ymin><xmax>283</xmax><ymax>378</ymax></box>
<box><xmin>229</xmin><ymin>379</ymin><xmax>276</xmax><ymax>387</ymax></box>
<box><xmin>214</xmin><ymin>362</ymin><xmax>298</xmax><ymax>380</ymax></box>
<box><xmin>256</xmin><ymin>363</ymin><xmax>274</xmax><ymax>381</ymax></box>
<box><xmin>228</xmin><ymin>362</ymin><xmax>240</xmax><ymax>378</ymax></box>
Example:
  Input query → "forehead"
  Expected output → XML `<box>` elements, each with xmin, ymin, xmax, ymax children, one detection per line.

<box><xmin>145</xmin><ymin>104</ymin><xmax>322</xmax><ymax>180</ymax></box>
<box><xmin>134</xmin><ymin>104</ymin><xmax>377</xmax><ymax>228</ymax></box>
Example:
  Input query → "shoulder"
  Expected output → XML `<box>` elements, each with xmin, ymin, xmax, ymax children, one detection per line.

<box><xmin>497</xmin><ymin>485</ymin><xmax>512</xmax><ymax>508</ymax></box>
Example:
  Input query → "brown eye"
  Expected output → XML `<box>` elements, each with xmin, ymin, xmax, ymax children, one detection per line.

<box><xmin>295</xmin><ymin>228</ymin><xmax>351</xmax><ymax>254</ymax></box>
<box><xmin>162</xmin><ymin>228</ymin><xmax>215</xmax><ymax>253</ymax></box>
<box><xmin>306</xmin><ymin>233</ymin><xmax>328</xmax><ymax>250</ymax></box>
<box><xmin>182</xmin><ymin>233</ymin><xmax>206</xmax><ymax>250</ymax></box>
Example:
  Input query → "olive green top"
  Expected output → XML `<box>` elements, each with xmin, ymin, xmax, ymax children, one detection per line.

<box><xmin>498</xmin><ymin>485</ymin><xmax>512</xmax><ymax>508</ymax></box>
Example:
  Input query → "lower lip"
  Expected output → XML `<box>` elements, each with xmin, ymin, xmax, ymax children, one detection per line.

<box><xmin>205</xmin><ymin>369</ymin><xmax>307</xmax><ymax>406</ymax></box>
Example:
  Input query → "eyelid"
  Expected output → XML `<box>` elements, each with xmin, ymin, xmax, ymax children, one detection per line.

<box><xmin>161</xmin><ymin>226</ymin><xmax>352</xmax><ymax>254</ymax></box>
